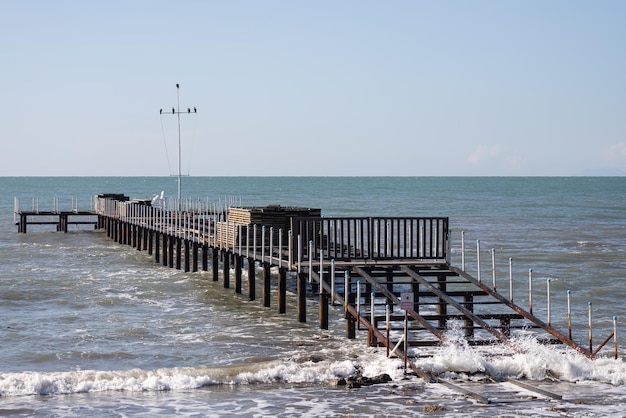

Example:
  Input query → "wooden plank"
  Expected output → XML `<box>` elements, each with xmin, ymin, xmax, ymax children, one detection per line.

<box><xmin>505</xmin><ymin>378</ymin><xmax>562</xmax><ymax>400</ymax></box>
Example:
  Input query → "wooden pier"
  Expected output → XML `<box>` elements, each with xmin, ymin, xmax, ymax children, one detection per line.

<box><xmin>14</xmin><ymin>193</ymin><xmax>620</xmax><ymax>401</ymax></box>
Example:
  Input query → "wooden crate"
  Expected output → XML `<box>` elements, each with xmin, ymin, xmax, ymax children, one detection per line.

<box><xmin>226</xmin><ymin>205</ymin><xmax>321</xmax><ymax>246</ymax></box>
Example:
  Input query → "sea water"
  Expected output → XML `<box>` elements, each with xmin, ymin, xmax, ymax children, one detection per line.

<box><xmin>1</xmin><ymin>176</ymin><xmax>625</xmax><ymax>416</ymax></box>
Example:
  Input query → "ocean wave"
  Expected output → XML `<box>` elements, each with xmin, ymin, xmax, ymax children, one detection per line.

<box><xmin>0</xmin><ymin>350</ymin><xmax>404</xmax><ymax>397</ymax></box>
<box><xmin>412</xmin><ymin>328</ymin><xmax>626</xmax><ymax>385</ymax></box>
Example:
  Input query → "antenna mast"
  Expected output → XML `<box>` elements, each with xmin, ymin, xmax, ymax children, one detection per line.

<box><xmin>159</xmin><ymin>83</ymin><xmax>197</xmax><ymax>205</ymax></box>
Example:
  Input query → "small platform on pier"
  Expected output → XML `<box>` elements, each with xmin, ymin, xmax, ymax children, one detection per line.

<box><xmin>13</xmin><ymin>196</ymin><xmax>104</xmax><ymax>233</ymax></box>
<box><xmin>15</xmin><ymin>210</ymin><xmax>98</xmax><ymax>233</ymax></box>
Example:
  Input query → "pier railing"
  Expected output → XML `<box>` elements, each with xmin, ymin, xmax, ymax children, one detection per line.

<box><xmin>93</xmin><ymin>197</ymin><xmax>450</xmax><ymax>269</ymax></box>
<box><xmin>291</xmin><ymin>217</ymin><xmax>449</xmax><ymax>263</ymax></box>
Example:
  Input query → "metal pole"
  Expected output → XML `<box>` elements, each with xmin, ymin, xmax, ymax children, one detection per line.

<box><xmin>344</xmin><ymin>270</ymin><xmax>349</xmax><ymax>312</ymax></box>
<box><xmin>176</xmin><ymin>84</ymin><xmax>181</xmax><ymax>204</ymax></box>
<box><xmin>331</xmin><ymin>259</ymin><xmax>336</xmax><ymax>305</ymax></box>
<box><xmin>587</xmin><ymin>302</ymin><xmax>593</xmax><ymax>353</ymax></box>
<box><xmin>262</xmin><ymin>226</ymin><xmax>266</xmax><ymax>263</ymax></box>
<box><xmin>547</xmin><ymin>278</ymin><xmax>551</xmax><ymax>327</ymax></box>
<box><xmin>253</xmin><ymin>224</ymin><xmax>257</xmax><ymax>258</ymax></box>
<box><xmin>308</xmin><ymin>240</ymin><xmax>313</xmax><ymax>284</ymax></box>
<box><xmin>404</xmin><ymin>311</ymin><xmax>408</xmax><ymax>373</ymax></box>
<box><xmin>528</xmin><ymin>268</ymin><xmax>533</xmax><ymax>315</ymax></box>
<box><xmin>269</xmin><ymin>227</ymin><xmax>274</xmax><ymax>264</ymax></box>
<box><xmin>386</xmin><ymin>304</ymin><xmax>390</xmax><ymax>357</ymax></box>
<box><xmin>238</xmin><ymin>224</ymin><xmax>242</xmax><ymax>256</ymax></box>
<box><xmin>278</xmin><ymin>228</ymin><xmax>283</xmax><ymax>268</ymax></box>
<box><xmin>319</xmin><ymin>249</ymin><xmax>324</xmax><ymax>295</ymax></box>
<box><xmin>614</xmin><ymin>316</ymin><xmax>618</xmax><ymax>360</ymax></box>
<box><xmin>370</xmin><ymin>291</ymin><xmax>375</xmax><ymax>330</ymax></box>
<box><xmin>356</xmin><ymin>280</ymin><xmax>361</xmax><ymax>327</ymax></box>
<box><xmin>491</xmin><ymin>248</ymin><xmax>496</xmax><ymax>291</ymax></box>
<box><xmin>567</xmin><ymin>290</ymin><xmax>572</xmax><ymax>340</ymax></box>
<box><xmin>288</xmin><ymin>230</ymin><xmax>292</xmax><ymax>268</ymax></box>
<box><xmin>461</xmin><ymin>231</ymin><xmax>465</xmax><ymax>271</ymax></box>
<box><xmin>246</xmin><ymin>224</ymin><xmax>250</xmax><ymax>258</ymax></box>
<box><xmin>476</xmin><ymin>239</ymin><xmax>481</xmax><ymax>282</ymax></box>
<box><xmin>509</xmin><ymin>257</ymin><xmax>513</xmax><ymax>302</ymax></box>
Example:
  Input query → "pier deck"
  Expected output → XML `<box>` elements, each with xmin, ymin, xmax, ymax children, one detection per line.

<box><xmin>15</xmin><ymin>210</ymin><xmax>97</xmax><ymax>233</ymax></box>
<box><xmin>14</xmin><ymin>194</ymin><xmax>619</xmax><ymax>395</ymax></box>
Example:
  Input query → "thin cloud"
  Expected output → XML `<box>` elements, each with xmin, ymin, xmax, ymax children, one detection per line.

<box><xmin>602</xmin><ymin>141</ymin><xmax>626</xmax><ymax>164</ymax></box>
<box><xmin>466</xmin><ymin>144</ymin><xmax>502</xmax><ymax>165</ymax></box>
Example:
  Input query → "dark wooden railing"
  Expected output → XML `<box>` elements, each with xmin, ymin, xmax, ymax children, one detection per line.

<box><xmin>291</xmin><ymin>216</ymin><xmax>449</xmax><ymax>263</ymax></box>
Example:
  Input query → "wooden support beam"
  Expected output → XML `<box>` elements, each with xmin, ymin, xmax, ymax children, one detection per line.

<box><xmin>136</xmin><ymin>226</ymin><xmax>142</xmax><ymax>251</ymax></box>
<box><xmin>223</xmin><ymin>250</ymin><xmax>230</xmax><ymax>288</ymax></box>
<box><xmin>248</xmin><ymin>257</ymin><xmax>256</xmax><ymax>301</ymax></box>
<box><xmin>263</xmin><ymin>263</ymin><xmax>271</xmax><ymax>308</ymax></box>
<box><xmin>175</xmin><ymin>237</ymin><xmax>182</xmax><ymax>270</ymax></box>
<box><xmin>212</xmin><ymin>248</ymin><xmax>219</xmax><ymax>281</ymax></box>
<box><xmin>201</xmin><ymin>243</ymin><xmax>208</xmax><ymax>271</ymax></box>
<box><xmin>278</xmin><ymin>268</ymin><xmax>286</xmax><ymax>314</ymax></box>
<box><xmin>168</xmin><ymin>235</ymin><xmax>174</xmax><ymax>268</ymax></box>
<box><xmin>437</xmin><ymin>274</ymin><xmax>447</xmax><ymax>330</ymax></box>
<box><xmin>192</xmin><ymin>242</ymin><xmax>198</xmax><ymax>272</ymax></box>
<box><xmin>143</xmin><ymin>226</ymin><xmax>149</xmax><ymax>252</ymax></box>
<box><xmin>162</xmin><ymin>233</ymin><xmax>168</xmax><ymax>266</ymax></box>
<box><xmin>319</xmin><ymin>271</ymin><xmax>329</xmax><ymax>330</ymax></box>
<box><xmin>235</xmin><ymin>256</ymin><xmax>242</xmax><ymax>294</ymax></box>
<box><xmin>154</xmin><ymin>231</ymin><xmax>160</xmax><ymax>263</ymax></box>
<box><xmin>184</xmin><ymin>239</ymin><xmax>190</xmax><ymax>272</ymax></box>
<box><xmin>148</xmin><ymin>229</ymin><xmax>154</xmax><ymax>256</ymax></box>
<box><xmin>297</xmin><ymin>271</ymin><xmax>306</xmax><ymax>323</ymax></box>
<box><xmin>345</xmin><ymin>272</ymin><xmax>356</xmax><ymax>339</ymax></box>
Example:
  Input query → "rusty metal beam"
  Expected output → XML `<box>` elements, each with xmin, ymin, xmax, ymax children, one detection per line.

<box><xmin>352</xmin><ymin>266</ymin><xmax>445</xmax><ymax>341</ymax></box>
<box><xmin>449</xmin><ymin>266</ymin><xmax>594</xmax><ymax>358</ymax></box>
<box><xmin>401</xmin><ymin>266</ymin><xmax>511</xmax><ymax>344</ymax></box>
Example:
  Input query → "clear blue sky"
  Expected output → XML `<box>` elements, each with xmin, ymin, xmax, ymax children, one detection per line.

<box><xmin>1</xmin><ymin>1</ymin><xmax>625</xmax><ymax>176</ymax></box>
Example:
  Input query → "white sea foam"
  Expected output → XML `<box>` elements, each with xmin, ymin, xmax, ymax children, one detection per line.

<box><xmin>0</xmin><ymin>347</ymin><xmax>404</xmax><ymax>397</ymax></box>
<box><xmin>6</xmin><ymin>334</ymin><xmax>623</xmax><ymax>401</ymax></box>
<box><xmin>412</xmin><ymin>326</ymin><xmax>626</xmax><ymax>385</ymax></box>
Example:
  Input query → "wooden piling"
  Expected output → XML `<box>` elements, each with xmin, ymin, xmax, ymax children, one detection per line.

<box><xmin>201</xmin><ymin>243</ymin><xmax>208</xmax><ymax>271</ymax></box>
<box><xmin>319</xmin><ymin>272</ymin><xmax>329</xmax><ymax>330</ymax></box>
<box><xmin>438</xmin><ymin>275</ymin><xmax>447</xmax><ymax>330</ymax></box>
<box><xmin>154</xmin><ymin>231</ymin><xmax>160</xmax><ymax>263</ymax></box>
<box><xmin>235</xmin><ymin>255</ymin><xmax>243</xmax><ymax>294</ymax></box>
<box><xmin>184</xmin><ymin>239</ymin><xmax>190</xmax><ymax>272</ymax></box>
<box><xmin>278</xmin><ymin>267</ymin><xmax>286</xmax><ymax>314</ymax></box>
<box><xmin>143</xmin><ymin>226</ymin><xmax>149</xmax><ymax>252</ymax></box>
<box><xmin>212</xmin><ymin>248</ymin><xmax>219</xmax><ymax>282</ymax></box>
<box><xmin>148</xmin><ymin>229</ymin><xmax>154</xmax><ymax>256</ymax></box>
<box><xmin>162</xmin><ymin>233</ymin><xmax>168</xmax><ymax>266</ymax></box>
<box><xmin>223</xmin><ymin>250</ymin><xmax>230</xmax><ymax>288</ymax></box>
<box><xmin>137</xmin><ymin>226</ymin><xmax>142</xmax><ymax>251</ymax></box>
<box><xmin>297</xmin><ymin>271</ymin><xmax>307</xmax><ymax>323</ymax></box>
<box><xmin>192</xmin><ymin>241</ymin><xmax>198</xmax><ymax>272</ymax></box>
<box><xmin>263</xmin><ymin>263</ymin><xmax>271</xmax><ymax>308</ymax></box>
<box><xmin>248</xmin><ymin>257</ymin><xmax>256</xmax><ymax>301</ymax></box>
<box><xmin>346</xmin><ymin>273</ymin><xmax>356</xmax><ymax>339</ymax></box>
<box><xmin>168</xmin><ymin>235</ymin><xmax>174</xmax><ymax>268</ymax></box>
<box><xmin>175</xmin><ymin>238</ymin><xmax>182</xmax><ymax>270</ymax></box>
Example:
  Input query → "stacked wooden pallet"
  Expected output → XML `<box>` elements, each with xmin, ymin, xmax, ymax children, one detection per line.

<box><xmin>222</xmin><ymin>205</ymin><xmax>322</xmax><ymax>247</ymax></box>
<box><xmin>215</xmin><ymin>221</ymin><xmax>239</xmax><ymax>248</ymax></box>
<box><xmin>228</xmin><ymin>206</ymin><xmax>321</xmax><ymax>229</ymax></box>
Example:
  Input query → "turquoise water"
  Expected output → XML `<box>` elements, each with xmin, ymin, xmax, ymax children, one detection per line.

<box><xmin>1</xmin><ymin>176</ymin><xmax>626</xmax><ymax>416</ymax></box>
